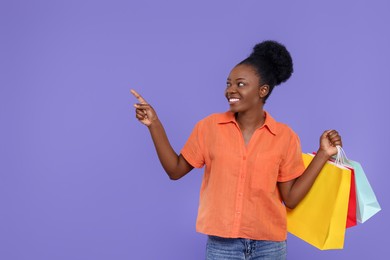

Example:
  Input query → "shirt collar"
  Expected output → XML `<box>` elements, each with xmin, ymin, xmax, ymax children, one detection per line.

<box><xmin>216</xmin><ymin>111</ymin><xmax>278</xmax><ymax>135</ymax></box>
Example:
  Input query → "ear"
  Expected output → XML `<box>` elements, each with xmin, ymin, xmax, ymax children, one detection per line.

<box><xmin>259</xmin><ymin>85</ymin><xmax>270</xmax><ymax>98</ymax></box>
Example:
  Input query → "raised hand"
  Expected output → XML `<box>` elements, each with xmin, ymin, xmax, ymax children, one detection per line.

<box><xmin>130</xmin><ymin>89</ymin><xmax>158</xmax><ymax>127</ymax></box>
<box><xmin>318</xmin><ymin>130</ymin><xmax>342</xmax><ymax>157</ymax></box>
<box><xmin>130</xmin><ymin>89</ymin><xmax>193</xmax><ymax>179</ymax></box>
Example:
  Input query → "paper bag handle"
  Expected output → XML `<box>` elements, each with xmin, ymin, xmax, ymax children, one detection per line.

<box><xmin>335</xmin><ymin>145</ymin><xmax>350</xmax><ymax>166</ymax></box>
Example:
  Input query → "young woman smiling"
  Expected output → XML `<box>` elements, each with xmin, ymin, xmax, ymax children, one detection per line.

<box><xmin>131</xmin><ymin>40</ymin><xmax>342</xmax><ymax>260</ymax></box>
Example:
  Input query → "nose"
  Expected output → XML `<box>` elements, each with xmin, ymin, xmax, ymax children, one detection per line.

<box><xmin>225</xmin><ymin>84</ymin><xmax>237</xmax><ymax>94</ymax></box>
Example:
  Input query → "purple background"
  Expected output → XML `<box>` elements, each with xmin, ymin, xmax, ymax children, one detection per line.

<box><xmin>1</xmin><ymin>0</ymin><xmax>389</xmax><ymax>259</ymax></box>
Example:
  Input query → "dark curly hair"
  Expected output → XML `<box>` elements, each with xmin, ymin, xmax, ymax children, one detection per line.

<box><xmin>239</xmin><ymin>40</ymin><xmax>293</xmax><ymax>102</ymax></box>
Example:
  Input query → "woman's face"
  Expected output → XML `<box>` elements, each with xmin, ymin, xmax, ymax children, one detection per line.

<box><xmin>225</xmin><ymin>64</ymin><xmax>268</xmax><ymax>113</ymax></box>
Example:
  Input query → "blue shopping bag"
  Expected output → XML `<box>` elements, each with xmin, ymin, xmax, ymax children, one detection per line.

<box><xmin>335</xmin><ymin>147</ymin><xmax>381</xmax><ymax>223</ymax></box>
<box><xmin>346</xmin><ymin>160</ymin><xmax>381</xmax><ymax>223</ymax></box>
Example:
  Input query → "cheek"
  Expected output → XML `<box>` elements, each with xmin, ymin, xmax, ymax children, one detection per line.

<box><xmin>250</xmin><ymin>89</ymin><xmax>262</xmax><ymax>100</ymax></box>
<box><xmin>250</xmin><ymin>93</ymin><xmax>263</xmax><ymax>105</ymax></box>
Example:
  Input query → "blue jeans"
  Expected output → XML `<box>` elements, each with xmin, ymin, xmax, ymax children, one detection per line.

<box><xmin>206</xmin><ymin>236</ymin><xmax>286</xmax><ymax>260</ymax></box>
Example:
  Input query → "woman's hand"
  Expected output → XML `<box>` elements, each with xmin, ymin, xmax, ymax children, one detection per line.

<box><xmin>131</xmin><ymin>89</ymin><xmax>158</xmax><ymax>127</ymax></box>
<box><xmin>130</xmin><ymin>89</ymin><xmax>193</xmax><ymax>179</ymax></box>
<box><xmin>318</xmin><ymin>129</ymin><xmax>342</xmax><ymax>157</ymax></box>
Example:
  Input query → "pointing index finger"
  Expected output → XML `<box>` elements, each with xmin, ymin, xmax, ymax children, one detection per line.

<box><xmin>130</xmin><ymin>89</ymin><xmax>148</xmax><ymax>104</ymax></box>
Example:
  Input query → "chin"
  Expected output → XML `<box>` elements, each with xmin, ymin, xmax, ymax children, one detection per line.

<box><xmin>228</xmin><ymin>106</ymin><xmax>240</xmax><ymax>113</ymax></box>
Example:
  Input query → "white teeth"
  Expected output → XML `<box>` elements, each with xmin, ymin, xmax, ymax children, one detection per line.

<box><xmin>229</xmin><ymin>98</ymin><xmax>240</xmax><ymax>102</ymax></box>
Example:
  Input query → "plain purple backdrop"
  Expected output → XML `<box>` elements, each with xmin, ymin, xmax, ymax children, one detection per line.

<box><xmin>1</xmin><ymin>0</ymin><xmax>389</xmax><ymax>259</ymax></box>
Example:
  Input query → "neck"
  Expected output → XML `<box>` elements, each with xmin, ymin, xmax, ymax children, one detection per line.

<box><xmin>235</xmin><ymin>109</ymin><xmax>265</xmax><ymax>130</ymax></box>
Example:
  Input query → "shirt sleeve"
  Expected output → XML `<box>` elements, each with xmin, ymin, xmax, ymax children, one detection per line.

<box><xmin>180</xmin><ymin>120</ymin><xmax>205</xmax><ymax>168</ymax></box>
<box><xmin>277</xmin><ymin>131</ymin><xmax>305</xmax><ymax>182</ymax></box>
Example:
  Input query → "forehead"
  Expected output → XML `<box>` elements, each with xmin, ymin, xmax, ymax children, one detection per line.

<box><xmin>228</xmin><ymin>64</ymin><xmax>259</xmax><ymax>80</ymax></box>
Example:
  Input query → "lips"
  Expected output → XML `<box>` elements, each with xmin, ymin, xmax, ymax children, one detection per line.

<box><xmin>228</xmin><ymin>97</ymin><xmax>240</xmax><ymax>104</ymax></box>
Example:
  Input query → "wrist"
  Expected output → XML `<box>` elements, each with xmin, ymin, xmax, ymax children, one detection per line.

<box><xmin>315</xmin><ymin>149</ymin><xmax>331</xmax><ymax>161</ymax></box>
<box><xmin>148</xmin><ymin>117</ymin><xmax>162</xmax><ymax>130</ymax></box>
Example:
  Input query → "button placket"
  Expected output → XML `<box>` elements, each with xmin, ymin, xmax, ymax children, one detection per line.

<box><xmin>232</xmin><ymin>151</ymin><xmax>247</xmax><ymax>236</ymax></box>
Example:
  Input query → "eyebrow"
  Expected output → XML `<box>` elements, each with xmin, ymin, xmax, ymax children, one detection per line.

<box><xmin>227</xmin><ymin>77</ymin><xmax>247</xmax><ymax>81</ymax></box>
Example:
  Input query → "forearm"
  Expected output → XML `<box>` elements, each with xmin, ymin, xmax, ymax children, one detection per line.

<box><xmin>148</xmin><ymin>119</ymin><xmax>189</xmax><ymax>179</ymax></box>
<box><xmin>131</xmin><ymin>90</ymin><xmax>193</xmax><ymax>179</ymax></box>
<box><xmin>284</xmin><ymin>151</ymin><xmax>330</xmax><ymax>208</ymax></box>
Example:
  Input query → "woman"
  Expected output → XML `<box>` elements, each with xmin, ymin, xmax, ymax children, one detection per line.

<box><xmin>131</xmin><ymin>40</ymin><xmax>341</xmax><ymax>259</ymax></box>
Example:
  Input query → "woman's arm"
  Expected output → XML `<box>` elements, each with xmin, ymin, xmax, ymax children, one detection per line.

<box><xmin>278</xmin><ymin>130</ymin><xmax>342</xmax><ymax>209</ymax></box>
<box><xmin>131</xmin><ymin>89</ymin><xmax>193</xmax><ymax>180</ymax></box>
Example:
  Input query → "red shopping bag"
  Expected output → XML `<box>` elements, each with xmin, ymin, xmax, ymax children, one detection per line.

<box><xmin>346</xmin><ymin>167</ymin><xmax>357</xmax><ymax>228</ymax></box>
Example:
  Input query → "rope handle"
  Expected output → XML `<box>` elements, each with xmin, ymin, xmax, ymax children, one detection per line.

<box><xmin>334</xmin><ymin>145</ymin><xmax>350</xmax><ymax>166</ymax></box>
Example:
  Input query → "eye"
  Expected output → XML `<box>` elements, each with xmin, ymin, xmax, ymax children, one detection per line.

<box><xmin>238</xmin><ymin>82</ymin><xmax>245</xmax><ymax>87</ymax></box>
<box><xmin>226</xmin><ymin>82</ymin><xmax>231</xmax><ymax>88</ymax></box>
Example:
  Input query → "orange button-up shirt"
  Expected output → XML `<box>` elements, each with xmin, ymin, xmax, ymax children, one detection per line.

<box><xmin>181</xmin><ymin>111</ymin><xmax>305</xmax><ymax>241</ymax></box>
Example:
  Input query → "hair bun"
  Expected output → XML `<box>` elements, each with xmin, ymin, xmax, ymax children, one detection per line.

<box><xmin>249</xmin><ymin>40</ymin><xmax>293</xmax><ymax>85</ymax></box>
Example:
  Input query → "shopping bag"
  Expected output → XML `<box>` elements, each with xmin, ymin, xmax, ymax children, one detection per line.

<box><xmin>287</xmin><ymin>151</ymin><xmax>352</xmax><ymax>250</ymax></box>
<box><xmin>311</xmin><ymin>151</ymin><xmax>357</xmax><ymax>228</ymax></box>
<box><xmin>350</xmin><ymin>161</ymin><xmax>381</xmax><ymax>223</ymax></box>
<box><xmin>346</xmin><ymin>167</ymin><xmax>357</xmax><ymax>228</ymax></box>
<box><xmin>335</xmin><ymin>147</ymin><xmax>381</xmax><ymax>223</ymax></box>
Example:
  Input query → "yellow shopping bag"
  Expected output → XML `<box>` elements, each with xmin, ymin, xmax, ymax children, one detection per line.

<box><xmin>287</xmin><ymin>153</ymin><xmax>352</xmax><ymax>250</ymax></box>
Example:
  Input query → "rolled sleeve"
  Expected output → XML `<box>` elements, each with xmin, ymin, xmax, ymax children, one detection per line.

<box><xmin>181</xmin><ymin>121</ymin><xmax>205</xmax><ymax>168</ymax></box>
<box><xmin>277</xmin><ymin>132</ymin><xmax>305</xmax><ymax>182</ymax></box>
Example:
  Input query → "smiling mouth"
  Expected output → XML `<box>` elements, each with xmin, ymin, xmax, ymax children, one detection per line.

<box><xmin>229</xmin><ymin>98</ymin><xmax>240</xmax><ymax>104</ymax></box>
